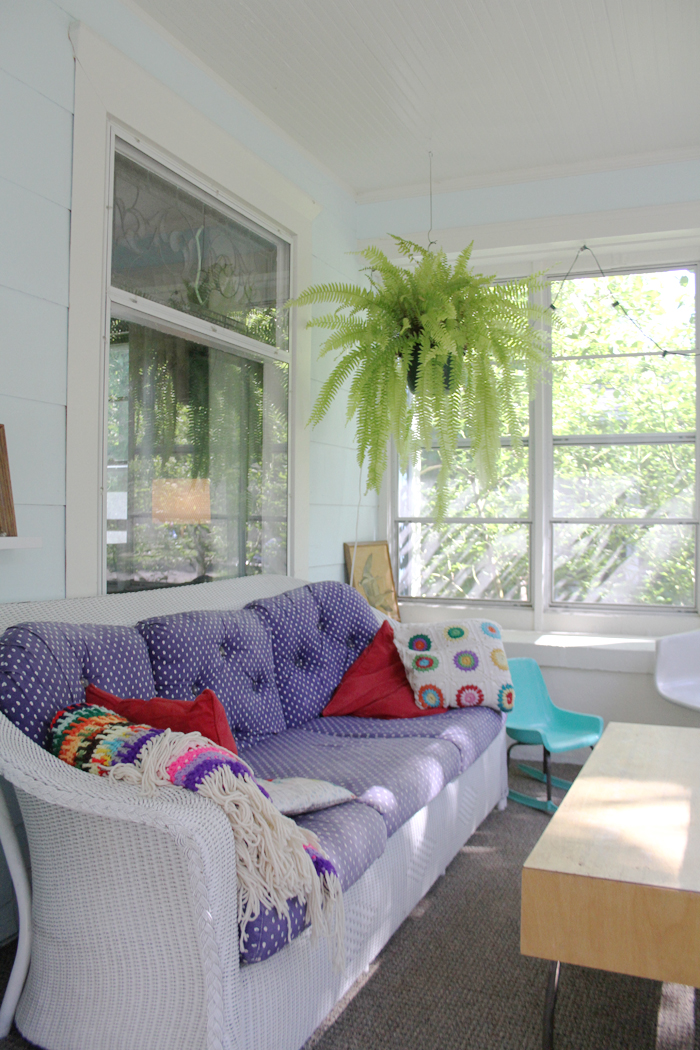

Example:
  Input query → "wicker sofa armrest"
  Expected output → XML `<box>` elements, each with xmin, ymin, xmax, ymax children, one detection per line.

<box><xmin>0</xmin><ymin>712</ymin><xmax>242</xmax><ymax>1050</ymax></box>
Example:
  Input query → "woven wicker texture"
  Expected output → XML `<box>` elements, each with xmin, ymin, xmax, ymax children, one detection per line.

<box><xmin>237</xmin><ymin>730</ymin><xmax>507</xmax><ymax>1050</ymax></box>
<box><xmin>0</xmin><ymin>703</ymin><xmax>505</xmax><ymax>1050</ymax></box>
<box><xmin>0</xmin><ymin>711</ymin><xmax>241</xmax><ymax>1050</ymax></box>
<box><xmin>0</xmin><ymin>574</ymin><xmax>508</xmax><ymax>1050</ymax></box>
<box><xmin>0</xmin><ymin>576</ymin><xmax>304</xmax><ymax>633</ymax></box>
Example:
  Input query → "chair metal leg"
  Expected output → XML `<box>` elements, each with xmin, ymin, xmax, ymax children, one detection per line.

<box><xmin>507</xmin><ymin>788</ymin><xmax>558</xmax><ymax>815</ymax></box>
<box><xmin>543</xmin><ymin>746</ymin><xmax>552</xmax><ymax>801</ymax></box>
<box><xmin>516</xmin><ymin>764</ymin><xmax>573</xmax><ymax>792</ymax></box>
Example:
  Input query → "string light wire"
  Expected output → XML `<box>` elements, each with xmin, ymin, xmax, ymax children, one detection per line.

<box><xmin>550</xmin><ymin>243</ymin><xmax>695</xmax><ymax>358</ymax></box>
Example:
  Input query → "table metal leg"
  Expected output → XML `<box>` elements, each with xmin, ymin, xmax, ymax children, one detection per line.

<box><xmin>543</xmin><ymin>960</ymin><xmax>560</xmax><ymax>1050</ymax></box>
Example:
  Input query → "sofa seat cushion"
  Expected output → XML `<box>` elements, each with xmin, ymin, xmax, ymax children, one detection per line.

<box><xmin>240</xmin><ymin>800</ymin><xmax>387</xmax><ymax>965</ymax></box>
<box><xmin>295</xmin><ymin>799</ymin><xmax>387</xmax><ymax>891</ymax></box>
<box><xmin>245</xmin><ymin>581</ymin><xmax>378</xmax><ymax>728</ymax></box>
<box><xmin>0</xmin><ymin>622</ymin><xmax>156</xmax><ymax>746</ymax></box>
<box><xmin>137</xmin><ymin>610</ymin><xmax>285</xmax><ymax>747</ymax></box>
<box><xmin>240</xmin><ymin>730</ymin><xmax>460</xmax><ymax>837</ymax></box>
<box><xmin>300</xmin><ymin>707</ymin><xmax>504</xmax><ymax>773</ymax></box>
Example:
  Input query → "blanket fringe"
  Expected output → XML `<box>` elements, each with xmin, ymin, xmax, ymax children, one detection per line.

<box><xmin>111</xmin><ymin>730</ymin><xmax>345</xmax><ymax>969</ymax></box>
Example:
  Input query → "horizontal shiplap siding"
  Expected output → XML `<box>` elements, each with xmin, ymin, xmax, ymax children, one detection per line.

<box><xmin>0</xmin><ymin>0</ymin><xmax>74</xmax><ymax>601</ymax></box>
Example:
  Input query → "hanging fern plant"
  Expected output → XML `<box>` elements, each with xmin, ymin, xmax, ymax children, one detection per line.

<box><xmin>289</xmin><ymin>236</ymin><xmax>549</xmax><ymax>519</ymax></box>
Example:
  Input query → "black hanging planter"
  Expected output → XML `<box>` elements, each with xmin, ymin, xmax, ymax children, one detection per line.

<box><xmin>404</xmin><ymin>343</ymin><xmax>455</xmax><ymax>394</ymax></box>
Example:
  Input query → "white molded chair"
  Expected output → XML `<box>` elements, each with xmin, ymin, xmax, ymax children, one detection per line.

<box><xmin>655</xmin><ymin>629</ymin><xmax>700</xmax><ymax>711</ymax></box>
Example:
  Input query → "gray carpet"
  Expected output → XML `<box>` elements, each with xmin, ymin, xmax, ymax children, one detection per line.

<box><xmin>0</xmin><ymin>764</ymin><xmax>696</xmax><ymax>1050</ymax></box>
<box><xmin>303</xmin><ymin>763</ymin><xmax>699</xmax><ymax>1050</ymax></box>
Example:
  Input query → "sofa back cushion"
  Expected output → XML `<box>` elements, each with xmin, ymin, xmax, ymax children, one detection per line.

<box><xmin>137</xmin><ymin>609</ymin><xmax>285</xmax><ymax>746</ymax></box>
<box><xmin>0</xmin><ymin>622</ymin><xmax>157</xmax><ymax>746</ymax></box>
<box><xmin>246</xmin><ymin>581</ymin><xmax>378</xmax><ymax>728</ymax></box>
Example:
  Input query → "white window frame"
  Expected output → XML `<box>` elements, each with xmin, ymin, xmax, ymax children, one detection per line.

<box><xmin>66</xmin><ymin>23</ymin><xmax>319</xmax><ymax>597</ymax></box>
<box><xmin>105</xmin><ymin>132</ymin><xmax>293</xmax><ymax>587</ymax></box>
<box><xmin>388</xmin><ymin>241</ymin><xmax>700</xmax><ymax>636</ymax></box>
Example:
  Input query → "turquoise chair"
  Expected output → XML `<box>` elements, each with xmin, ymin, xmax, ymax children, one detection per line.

<box><xmin>506</xmin><ymin>658</ymin><xmax>604</xmax><ymax>815</ymax></box>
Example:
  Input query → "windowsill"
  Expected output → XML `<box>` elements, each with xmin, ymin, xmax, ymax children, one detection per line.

<box><xmin>500</xmin><ymin>630</ymin><xmax>656</xmax><ymax>674</ymax></box>
<box><xmin>396</xmin><ymin>600</ymin><xmax>659</xmax><ymax>673</ymax></box>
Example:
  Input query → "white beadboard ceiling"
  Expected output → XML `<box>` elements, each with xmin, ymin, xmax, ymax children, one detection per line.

<box><xmin>131</xmin><ymin>0</ymin><xmax>700</xmax><ymax>202</ymax></box>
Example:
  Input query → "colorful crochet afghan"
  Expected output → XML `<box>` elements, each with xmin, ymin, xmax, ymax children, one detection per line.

<box><xmin>49</xmin><ymin>704</ymin><xmax>344</xmax><ymax>966</ymax></box>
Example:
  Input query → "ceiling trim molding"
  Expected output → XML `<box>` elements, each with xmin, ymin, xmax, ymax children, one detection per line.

<box><xmin>358</xmin><ymin>200</ymin><xmax>700</xmax><ymax>277</ymax></box>
<box><xmin>356</xmin><ymin>146</ymin><xmax>700</xmax><ymax>206</ymax></box>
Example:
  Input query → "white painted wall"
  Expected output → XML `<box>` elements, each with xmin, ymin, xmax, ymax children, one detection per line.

<box><xmin>0</xmin><ymin>3</ymin><xmax>74</xmax><ymax>601</ymax></box>
<box><xmin>0</xmin><ymin>0</ymin><xmax>374</xmax><ymax>603</ymax></box>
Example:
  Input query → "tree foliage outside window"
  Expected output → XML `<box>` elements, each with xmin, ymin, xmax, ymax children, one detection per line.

<box><xmin>398</xmin><ymin>266</ymin><xmax>698</xmax><ymax>609</ymax></box>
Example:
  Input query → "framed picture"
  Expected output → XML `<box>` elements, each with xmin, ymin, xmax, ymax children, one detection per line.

<box><xmin>343</xmin><ymin>540</ymin><xmax>400</xmax><ymax>620</ymax></box>
<box><xmin>0</xmin><ymin>426</ymin><xmax>17</xmax><ymax>538</ymax></box>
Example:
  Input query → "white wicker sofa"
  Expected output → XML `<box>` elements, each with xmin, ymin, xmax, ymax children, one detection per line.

<box><xmin>0</xmin><ymin>575</ymin><xmax>508</xmax><ymax>1050</ymax></box>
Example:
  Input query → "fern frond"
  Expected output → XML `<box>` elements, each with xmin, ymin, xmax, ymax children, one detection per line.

<box><xmin>288</xmin><ymin>282</ymin><xmax>372</xmax><ymax>310</ymax></box>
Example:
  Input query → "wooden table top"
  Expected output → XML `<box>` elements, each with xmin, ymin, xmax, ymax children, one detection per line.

<box><xmin>524</xmin><ymin>721</ymin><xmax>700</xmax><ymax>893</ymax></box>
<box><xmin>521</xmin><ymin>722</ymin><xmax>700</xmax><ymax>986</ymax></box>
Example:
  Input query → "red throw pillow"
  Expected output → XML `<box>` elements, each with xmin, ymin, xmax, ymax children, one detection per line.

<box><xmin>85</xmin><ymin>684</ymin><xmax>238</xmax><ymax>754</ymax></box>
<box><xmin>322</xmin><ymin>620</ymin><xmax>440</xmax><ymax>719</ymax></box>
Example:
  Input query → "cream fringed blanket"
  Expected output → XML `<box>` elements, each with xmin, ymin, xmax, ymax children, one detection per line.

<box><xmin>49</xmin><ymin>703</ymin><xmax>344</xmax><ymax>967</ymax></box>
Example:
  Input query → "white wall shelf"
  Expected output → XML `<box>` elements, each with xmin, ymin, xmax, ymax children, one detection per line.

<box><xmin>0</xmin><ymin>538</ymin><xmax>42</xmax><ymax>550</ymax></box>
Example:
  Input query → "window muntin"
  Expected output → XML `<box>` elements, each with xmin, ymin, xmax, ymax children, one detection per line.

<box><xmin>398</xmin><ymin>520</ymin><xmax>530</xmax><ymax>602</ymax></box>
<box><xmin>394</xmin><ymin>264</ymin><xmax>698</xmax><ymax>613</ymax></box>
<box><xmin>551</xmin><ymin>268</ymin><xmax>696</xmax><ymax>608</ymax></box>
<box><xmin>397</xmin><ymin>429</ymin><xmax>531</xmax><ymax>603</ymax></box>
<box><xmin>106</xmin><ymin>144</ymin><xmax>290</xmax><ymax>593</ymax></box>
<box><xmin>552</xmin><ymin>443</ymin><xmax>695</xmax><ymax>520</ymax></box>
<box><xmin>112</xmin><ymin>151</ymin><xmax>290</xmax><ymax>350</ymax></box>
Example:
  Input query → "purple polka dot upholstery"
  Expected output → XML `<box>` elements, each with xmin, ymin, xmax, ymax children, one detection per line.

<box><xmin>241</xmin><ymin>800</ymin><xmax>387</xmax><ymax>964</ymax></box>
<box><xmin>0</xmin><ymin>622</ymin><xmax>156</xmax><ymax>746</ymax></box>
<box><xmin>241</xmin><ymin>898</ymin><xmax>308</xmax><ymax>965</ymax></box>
<box><xmin>137</xmin><ymin>610</ymin><xmax>286</xmax><ymax>747</ymax></box>
<box><xmin>302</xmin><ymin>708</ymin><xmax>505</xmax><ymax>772</ymax></box>
<box><xmin>245</xmin><ymin>581</ymin><xmax>378</xmax><ymax>728</ymax></box>
<box><xmin>241</xmin><ymin>729</ymin><xmax>461</xmax><ymax>837</ymax></box>
<box><xmin>296</xmin><ymin>800</ymin><xmax>387</xmax><ymax>891</ymax></box>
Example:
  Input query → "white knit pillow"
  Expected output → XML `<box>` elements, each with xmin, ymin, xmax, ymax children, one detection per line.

<box><xmin>262</xmin><ymin>777</ymin><xmax>355</xmax><ymax>816</ymax></box>
<box><xmin>392</xmin><ymin>619</ymin><xmax>514</xmax><ymax>714</ymax></box>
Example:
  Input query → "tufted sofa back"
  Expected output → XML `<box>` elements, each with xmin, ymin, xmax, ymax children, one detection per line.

<box><xmin>0</xmin><ymin>581</ymin><xmax>379</xmax><ymax>748</ymax></box>
<box><xmin>138</xmin><ymin>608</ymin><xmax>285</xmax><ymax>746</ymax></box>
<box><xmin>0</xmin><ymin>622</ymin><xmax>156</xmax><ymax>746</ymax></box>
<box><xmin>245</xmin><ymin>580</ymin><xmax>378</xmax><ymax>728</ymax></box>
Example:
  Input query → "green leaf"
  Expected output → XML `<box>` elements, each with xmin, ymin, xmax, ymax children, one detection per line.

<box><xmin>294</xmin><ymin>235</ymin><xmax>550</xmax><ymax>520</ymax></box>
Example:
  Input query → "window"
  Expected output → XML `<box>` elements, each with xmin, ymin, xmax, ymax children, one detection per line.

<box><xmin>396</xmin><ymin>264</ymin><xmax>698</xmax><ymax>614</ymax></box>
<box><xmin>106</xmin><ymin>143</ymin><xmax>290</xmax><ymax>592</ymax></box>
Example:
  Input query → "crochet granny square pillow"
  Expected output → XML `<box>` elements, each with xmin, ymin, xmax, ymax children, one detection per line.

<box><xmin>392</xmin><ymin>620</ymin><xmax>515</xmax><ymax>714</ymax></box>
